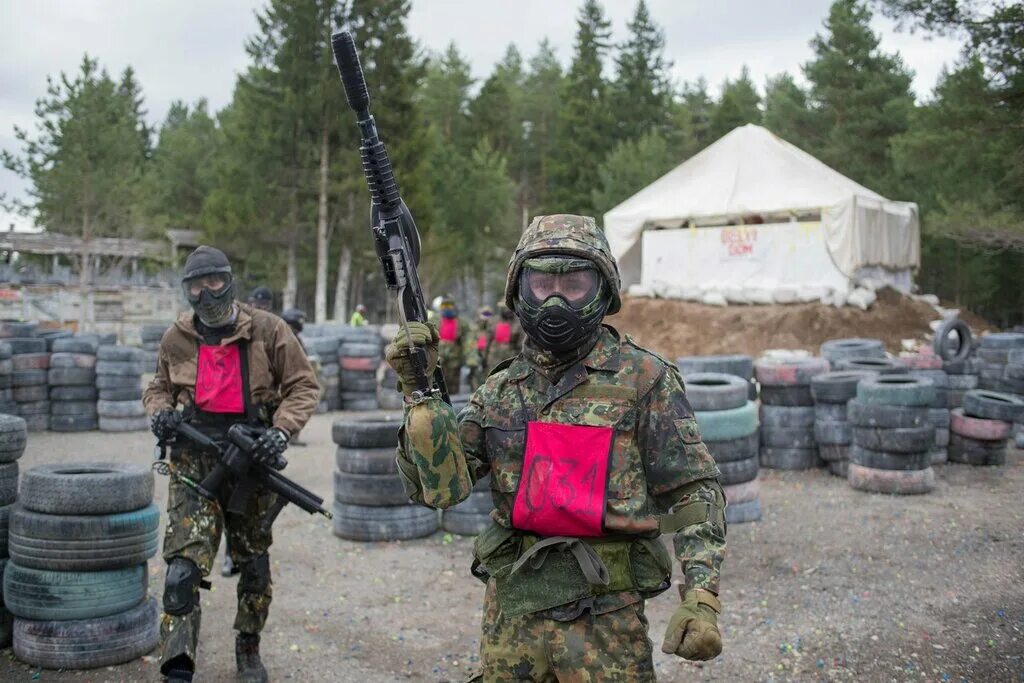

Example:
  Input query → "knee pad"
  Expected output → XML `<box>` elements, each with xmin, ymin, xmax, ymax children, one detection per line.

<box><xmin>163</xmin><ymin>557</ymin><xmax>202</xmax><ymax>616</ymax></box>
<box><xmin>238</xmin><ymin>553</ymin><xmax>271</xmax><ymax>594</ymax></box>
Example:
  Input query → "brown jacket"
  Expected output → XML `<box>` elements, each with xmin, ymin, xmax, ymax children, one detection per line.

<box><xmin>143</xmin><ymin>303</ymin><xmax>320</xmax><ymax>436</ymax></box>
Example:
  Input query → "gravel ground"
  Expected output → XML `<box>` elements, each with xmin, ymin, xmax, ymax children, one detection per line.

<box><xmin>1</xmin><ymin>412</ymin><xmax>1021</xmax><ymax>682</ymax></box>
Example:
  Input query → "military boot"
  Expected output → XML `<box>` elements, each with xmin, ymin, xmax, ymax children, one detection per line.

<box><xmin>235</xmin><ymin>633</ymin><xmax>268</xmax><ymax>683</ymax></box>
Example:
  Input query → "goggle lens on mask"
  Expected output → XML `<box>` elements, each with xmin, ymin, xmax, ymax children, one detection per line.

<box><xmin>183</xmin><ymin>273</ymin><xmax>231</xmax><ymax>300</ymax></box>
<box><xmin>521</xmin><ymin>268</ymin><xmax>600</xmax><ymax>309</ymax></box>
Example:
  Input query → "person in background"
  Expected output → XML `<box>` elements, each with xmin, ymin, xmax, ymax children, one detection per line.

<box><xmin>248</xmin><ymin>287</ymin><xmax>273</xmax><ymax>312</ymax></box>
<box><xmin>436</xmin><ymin>294</ymin><xmax>468</xmax><ymax>394</ymax></box>
<box><xmin>349</xmin><ymin>304</ymin><xmax>368</xmax><ymax>327</ymax></box>
<box><xmin>466</xmin><ymin>305</ymin><xmax>494</xmax><ymax>392</ymax></box>
<box><xmin>485</xmin><ymin>301</ymin><xmax>523</xmax><ymax>373</ymax></box>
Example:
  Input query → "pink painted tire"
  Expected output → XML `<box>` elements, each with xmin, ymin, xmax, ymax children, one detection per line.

<box><xmin>754</xmin><ymin>357</ymin><xmax>830</xmax><ymax>386</ymax></box>
<box><xmin>847</xmin><ymin>463</ymin><xmax>934</xmax><ymax>495</ymax></box>
<box><xmin>949</xmin><ymin>408</ymin><xmax>1011</xmax><ymax>441</ymax></box>
<box><xmin>898</xmin><ymin>354</ymin><xmax>943</xmax><ymax>370</ymax></box>
<box><xmin>340</xmin><ymin>356</ymin><xmax>378</xmax><ymax>372</ymax></box>
<box><xmin>723</xmin><ymin>477</ymin><xmax>760</xmax><ymax>504</ymax></box>
<box><xmin>12</xmin><ymin>353</ymin><xmax>49</xmax><ymax>371</ymax></box>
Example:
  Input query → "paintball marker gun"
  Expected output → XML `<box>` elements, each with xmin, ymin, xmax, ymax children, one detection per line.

<box><xmin>330</xmin><ymin>30</ymin><xmax>450</xmax><ymax>404</ymax></box>
<box><xmin>174</xmin><ymin>422</ymin><xmax>332</xmax><ymax>533</ymax></box>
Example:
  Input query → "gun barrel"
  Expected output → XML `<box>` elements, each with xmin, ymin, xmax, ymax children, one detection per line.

<box><xmin>263</xmin><ymin>469</ymin><xmax>332</xmax><ymax>518</ymax></box>
<box><xmin>331</xmin><ymin>31</ymin><xmax>370</xmax><ymax>114</ymax></box>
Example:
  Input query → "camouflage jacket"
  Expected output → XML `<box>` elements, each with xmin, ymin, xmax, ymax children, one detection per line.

<box><xmin>397</xmin><ymin>325</ymin><xmax>726</xmax><ymax>604</ymax></box>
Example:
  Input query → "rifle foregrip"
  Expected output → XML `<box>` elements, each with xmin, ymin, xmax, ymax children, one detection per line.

<box><xmin>331</xmin><ymin>31</ymin><xmax>369</xmax><ymax>112</ymax></box>
<box><xmin>361</xmin><ymin>141</ymin><xmax>401</xmax><ymax>208</ymax></box>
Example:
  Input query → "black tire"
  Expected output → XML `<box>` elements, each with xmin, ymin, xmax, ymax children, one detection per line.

<box><xmin>849</xmin><ymin>444</ymin><xmax>931</xmax><ymax>470</ymax></box>
<box><xmin>725</xmin><ymin>498</ymin><xmax>762</xmax><ymax>524</ymax></box>
<box><xmin>334</xmin><ymin>470</ymin><xmax>409</xmax><ymax>506</ymax></box>
<box><xmin>814</xmin><ymin>420</ymin><xmax>851</xmax><ymax>445</ymax></box>
<box><xmin>948</xmin><ymin>433</ymin><xmax>1008</xmax><ymax>466</ymax></box>
<box><xmin>977</xmin><ymin>348</ymin><xmax>1012</xmax><ymax>364</ymax></box>
<box><xmin>98</xmin><ymin>387</ymin><xmax>143</xmax><ymax>401</ymax></box>
<box><xmin>0</xmin><ymin>341</ymin><xmax>9</xmax><ymax>359</ymax></box>
<box><xmin>9</xmin><ymin>504</ymin><xmax>159</xmax><ymax>572</ymax></box>
<box><xmin>98</xmin><ymin>416</ymin><xmax>148</xmax><ymax>432</ymax></box>
<box><xmin>331</xmin><ymin>502</ymin><xmax>438</xmax><ymax>542</ymax></box>
<box><xmin>341</xmin><ymin>398</ymin><xmax>380</xmax><ymax>411</ymax></box>
<box><xmin>0</xmin><ymin>504</ymin><xmax>11</xmax><ymax>556</ymax></box>
<box><xmin>14</xmin><ymin>385</ymin><xmax>48</xmax><ymax>403</ymax></box>
<box><xmin>847</xmin><ymin>400</ymin><xmax>930</xmax><ymax>429</ymax></box>
<box><xmin>857</xmin><ymin>375</ymin><xmax>935</xmax><ymax>407</ymax></box>
<box><xmin>928</xmin><ymin>408</ymin><xmax>951</xmax><ymax>428</ymax></box>
<box><xmin>760</xmin><ymin>426</ymin><xmax>816</xmax><ymax>448</ymax></box>
<box><xmin>681</xmin><ymin>373</ymin><xmax>749</xmax><ymax>411</ymax></box>
<box><xmin>50</xmin><ymin>385</ymin><xmax>98</xmax><ymax>401</ymax></box>
<box><xmin>46</xmin><ymin>367</ymin><xmax>97</xmax><ymax>386</ymax></box>
<box><xmin>49</xmin><ymin>415</ymin><xmax>98</xmax><ymax>432</ymax></box>
<box><xmin>814</xmin><ymin>402</ymin><xmax>848</xmax><ymax>422</ymax></box>
<box><xmin>760</xmin><ymin>447</ymin><xmax>820</xmax><ymax>470</ymax></box>
<box><xmin>6</xmin><ymin>338</ymin><xmax>46</xmax><ymax>355</ymax></box>
<box><xmin>818</xmin><ymin>443</ymin><xmax>849</xmax><ymax>463</ymax></box>
<box><xmin>304</xmin><ymin>337</ymin><xmax>342</xmax><ymax>356</ymax></box>
<box><xmin>50</xmin><ymin>400</ymin><xmax>98</xmax><ymax>417</ymax></box>
<box><xmin>820</xmin><ymin>338</ymin><xmax>886</xmax><ymax>363</ymax></box>
<box><xmin>441</xmin><ymin>509</ymin><xmax>491</xmax><ymax>536</ymax></box>
<box><xmin>447</xmin><ymin>490</ymin><xmax>494</xmax><ymax>516</ymax></box>
<box><xmin>948</xmin><ymin>374</ymin><xmax>978</xmax><ymax>390</ymax></box>
<box><xmin>95</xmin><ymin>374</ymin><xmax>141</xmax><ymax>390</ymax></box>
<box><xmin>0</xmin><ymin>323</ymin><xmax>37</xmax><ymax>339</ymax></box>
<box><xmin>19</xmin><ymin>463</ymin><xmax>153</xmax><ymax>515</ymax></box>
<box><xmin>96</xmin><ymin>399</ymin><xmax>144</xmax><ymax>418</ymax></box>
<box><xmin>139</xmin><ymin>325</ymin><xmax>169</xmax><ymax>344</ymax></box>
<box><xmin>95</xmin><ymin>361</ymin><xmax>146</xmax><ymax>376</ymax></box>
<box><xmin>96</xmin><ymin>346</ymin><xmax>143</xmax><ymax>362</ymax></box>
<box><xmin>852</xmin><ymin>425</ymin><xmax>935</xmax><ymax>453</ymax></box>
<box><xmin>705</xmin><ymin>432</ymin><xmax>759</xmax><ymax>463</ymax></box>
<box><xmin>811</xmin><ymin>371</ymin><xmax>876</xmax><ymax>404</ymax></box>
<box><xmin>978</xmin><ymin>332</ymin><xmax>1024</xmax><ymax>350</ymax></box>
<box><xmin>933</xmin><ymin>318</ymin><xmax>972</xmax><ymax>362</ymax></box>
<box><xmin>935</xmin><ymin>428</ymin><xmax>950</xmax><ymax>447</ymax></box>
<box><xmin>676</xmin><ymin>354</ymin><xmax>753</xmax><ymax>379</ymax></box>
<box><xmin>12</xmin><ymin>353</ymin><xmax>50</xmax><ymax>371</ymax></box>
<box><xmin>12</xmin><ymin>370</ymin><xmax>47</xmax><ymax>388</ymax></box>
<box><xmin>339</xmin><ymin>342</ymin><xmax>381</xmax><ymax>358</ymax></box>
<box><xmin>827</xmin><ymin>459</ymin><xmax>848</xmax><ymax>477</ymax></box>
<box><xmin>332</xmin><ymin>415</ymin><xmax>403</xmax><ymax>448</ymax></box>
<box><xmin>759</xmin><ymin>405</ymin><xmax>815</xmax><ymax>429</ymax></box>
<box><xmin>341</xmin><ymin>376</ymin><xmax>378</xmax><ymax>393</ymax></box>
<box><xmin>335</xmin><ymin>446</ymin><xmax>398</xmax><ymax>474</ymax></box>
<box><xmin>3</xmin><ymin>562</ymin><xmax>146</xmax><ymax>621</ymax></box>
<box><xmin>834</xmin><ymin>357</ymin><xmax>906</xmax><ymax>374</ymax></box>
<box><xmin>52</xmin><ymin>338</ymin><xmax>99</xmax><ymax>354</ymax></box>
<box><xmin>942</xmin><ymin>358</ymin><xmax>969</xmax><ymax>375</ymax></box>
<box><xmin>716</xmin><ymin>456</ymin><xmax>758</xmax><ymax>485</ymax></box>
<box><xmin>759</xmin><ymin>385</ymin><xmax>815</xmax><ymax>407</ymax></box>
<box><xmin>929</xmin><ymin>447</ymin><xmax>948</xmax><ymax>465</ymax></box>
<box><xmin>319</xmin><ymin>362</ymin><xmax>340</xmax><ymax>379</ymax></box>
<box><xmin>0</xmin><ymin>414</ymin><xmax>27</xmax><ymax>463</ymax></box>
<box><xmin>962</xmin><ymin>390</ymin><xmax>1024</xmax><ymax>422</ymax></box>
<box><xmin>16</xmin><ymin>400</ymin><xmax>49</xmax><ymax>417</ymax></box>
<box><xmin>13</xmin><ymin>595</ymin><xmax>159</xmax><ymax>669</ymax></box>
<box><xmin>21</xmin><ymin>414</ymin><xmax>49</xmax><ymax>432</ymax></box>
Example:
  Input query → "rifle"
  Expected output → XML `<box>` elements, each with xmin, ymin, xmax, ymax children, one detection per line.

<box><xmin>173</xmin><ymin>422</ymin><xmax>332</xmax><ymax>533</ymax></box>
<box><xmin>330</xmin><ymin>30</ymin><xmax>450</xmax><ymax>404</ymax></box>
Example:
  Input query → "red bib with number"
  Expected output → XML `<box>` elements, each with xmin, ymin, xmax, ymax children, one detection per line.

<box><xmin>476</xmin><ymin>334</ymin><xmax>488</xmax><ymax>351</ymax></box>
<box><xmin>195</xmin><ymin>344</ymin><xmax>244</xmax><ymax>414</ymax></box>
<box><xmin>512</xmin><ymin>421</ymin><xmax>613</xmax><ymax>537</ymax></box>
<box><xmin>439</xmin><ymin>318</ymin><xmax>458</xmax><ymax>343</ymax></box>
<box><xmin>494</xmin><ymin>322</ymin><xmax>512</xmax><ymax>344</ymax></box>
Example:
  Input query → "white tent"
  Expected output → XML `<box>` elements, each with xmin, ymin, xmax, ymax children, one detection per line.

<box><xmin>604</xmin><ymin>124</ymin><xmax>919</xmax><ymax>305</ymax></box>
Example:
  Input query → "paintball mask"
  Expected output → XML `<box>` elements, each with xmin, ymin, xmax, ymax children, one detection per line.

<box><xmin>516</xmin><ymin>256</ymin><xmax>608</xmax><ymax>354</ymax></box>
<box><xmin>440</xmin><ymin>297</ymin><xmax>458</xmax><ymax>320</ymax></box>
<box><xmin>182</xmin><ymin>246</ymin><xmax>235</xmax><ymax>327</ymax></box>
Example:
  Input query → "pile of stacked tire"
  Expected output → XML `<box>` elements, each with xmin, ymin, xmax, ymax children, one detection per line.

<box><xmin>685</xmin><ymin>373</ymin><xmax>760</xmax><ymax>523</ymax></box>
<box><xmin>0</xmin><ymin>414</ymin><xmax>27</xmax><ymax>646</ymax></box>
<box><xmin>810</xmin><ymin>371</ymin><xmax>874</xmax><ymax>477</ymax></box>
<box><xmin>95</xmin><ymin>346</ymin><xmax>147</xmax><ymax>432</ymax></box>
<box><xmin>139</xmin><ymin>324</ymin><xmax>167</xmax><ymax>371</ymax></box>
<box><xmin>903</xmin><ymin>363</ymin><xmax>951</xmax><ymax>465</ymax></box>
<box><xmin>847</xmin><ymin>375</ymin><xmax>936</xmax><ymax>494</ymax></box>
<box><xmin>931</xmin><ymin>318</ymin><xmax>976</xmax><ymax>408</ymax></box>
<box><xmin>338</xmin><ymin>328</ymin><xmax>383</xmax><ymax>411</ymax></box>
<box><xmin>48</xmin><ymin>337</ymin><xmax>100</xmax><ymax>432</ymax></box>
<box><xmin>442</xmin><ymin>474</ymin><xmax>493</xmax><ymax>535</ymax></box>
<box><xmin>975</xmin><ymin>333</ymin><xmax>1024</xmax><ymax>395</ymax></box>
<box><xmin>948</xmin><ymin>390</ymin><xmax>1024</xmax><ymax>466</ymax></box>
<box><xmin>303</xmin><ymin>336</ymin><xmax>342</xmax><ymax>412</ymax></box>
<box><xmin>1009</xmin><ymin>351</ymin><xmax>1024</xmax><ymax>448</ymax></box>
<box><xmin>820</xmin><ymin>338</ymin><xmax>887</xmax><ymax>368</ymax></box>
<box><xmin>331</xmin><ymin>415</ymin><xmax>437</xmax><ymax>541</ymax></box>
<box><xmin>754</xmin><ymin>355</ymin><xmax>830</xmax><ymax>471</ymax></box>
<box><xmin>6</xmin><ymin>463</ymin><xmax>159</xmax><ymax>668</ymax></box>
<box><xmin>0</xmin><ymin>342</ymin><xmax>15</xmax><ymax>416</ymax></box>
<box><xmin>10</xmin><ymin>336</ymin><xmax>50</xmax><ymax>433</ymax></box>
<box><xmin>677</xmin><ymin>354</ymin><xmax>756</xmax><ymax>400</ymax></box>
<box><xmin>377</xmin><ymin>365</ymin><xmax>403</xmax><ymax>410</ymax></box>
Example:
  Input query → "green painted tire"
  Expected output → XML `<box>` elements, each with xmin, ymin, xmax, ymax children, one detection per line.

<box><xmin>3</xmin><ymin>562</ymin><xmax>146</xmax><ymax>621</ymax></box>
<box><xmin>694</xmin><ymin>401</ymin><xmax>758</xmax><ymax>441</ymax></box>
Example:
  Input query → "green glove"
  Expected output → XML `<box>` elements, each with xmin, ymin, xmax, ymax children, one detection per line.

<box><xmin>661</xmin><ymin>589</ymin><xmax>722</xmax><ymax>661</ymax></box>
<box><xmin>385</xmin><ymin>321</ymin><xmax>439</xmax><ymax>395</ymax></box>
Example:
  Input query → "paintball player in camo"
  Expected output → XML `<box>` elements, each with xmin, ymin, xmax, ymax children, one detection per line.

<box><xmin>143</xmin><ymin>246</ymin><xmax>320</xmax><ymax>683</ymax></box>
<box><xmin>386</xmin><ymin>215</ymin><xmax>726</xmax><ymax>681</ymax></box>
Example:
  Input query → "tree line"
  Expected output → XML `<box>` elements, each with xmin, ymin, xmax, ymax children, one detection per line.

<box><xmin>4</xmin><ymin>0</ymin><xmax>1022</xmax><ymax>325</ymax></box>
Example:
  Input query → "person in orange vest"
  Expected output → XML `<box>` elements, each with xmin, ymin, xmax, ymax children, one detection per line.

<box><xmin>484</xmin><ymin>301</ymin><xmax>523</xmax><ymax>373</ymax></box>
<box><xmin>466</xmin><ymin>305</ymin><xmax>495</xmax><ymax>392</ymax></box>
<box><xmin>436</xmin><ymin>294</ymin><xmax>467</xmax><ymax>394</ymax></box>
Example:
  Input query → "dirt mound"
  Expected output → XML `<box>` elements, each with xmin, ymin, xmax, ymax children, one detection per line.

<box><xmin>607</xmin><ymin>288</ymin><xmax>989</xmax><ymax>360</ymax></box>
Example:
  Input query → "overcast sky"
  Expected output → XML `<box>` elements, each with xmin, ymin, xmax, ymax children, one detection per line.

<box><xmin>0</xmin><ymin>0</ymin><xmax>963</xmax><ymax>231</ymax></box>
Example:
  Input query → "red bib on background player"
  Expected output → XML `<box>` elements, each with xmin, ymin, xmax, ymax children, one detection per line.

<box><xmin>194</xmin><ymin>345</ymin><xmax>245</xmax><ymax>414</ymax></box>
<box><xmin>494</xmin><ymin>322</ymin><xmax>512</xmax><ymax>344</ymax></box>
<box><xmin>439</xmin><ymin>318</ymin><xmax>458</xmax><ymax>343</ymax></box>
<box><xmin>512</xmin><ymin>421</ymin><xmax>613</xmax><ymax>537</ymax></box>
<box><xmin>476</xmin><ymin>334</ymin><xmax>488</xmax><ymax>351</ymax></box>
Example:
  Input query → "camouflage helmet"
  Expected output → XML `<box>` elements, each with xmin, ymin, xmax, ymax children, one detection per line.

<box><xmin>504</xmin><ymin>214</ymin><xmax>621</xmax><ymax>315</ymax></box>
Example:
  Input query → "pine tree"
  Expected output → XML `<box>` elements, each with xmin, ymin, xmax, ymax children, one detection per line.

<box><xmin>610</xmin><ymin>0</ymin><xmax>672</xmax><ymax>142</ymax></box>
<box><xmin>591</xmin><ymin>131</ymin><xmax>677</xmax><ymax>217</ymax></box>
<box><xmin>676</xmin><ymin>78</ymin><xmax>715</xmax><ymax>154</ymax></box>
<box><xmin>420</xmin><ymin>43</ymin><xmax>474</xmax><ymax>147</ymax></box>
<box><xmin>763</xmin><ymin>73</ymin><xmax>819</xmax><ymax>150</ymax></box>
<box><xmin>470</xmin><ymin>45</ymin><xmax>525</xmax><ymax>158</ymax></box>
<box><xmin>803</xmin><ymin>0</ymin><xmax>914</xmax><ymax>192</ymax></box>
<box><xmin>709</xmin><ymin>66</ymin><xmax>761</xmax><ymax>140</ymax></box>
<box><xmin>521</xmin><ymin>39</ymin><xmax>564</xmax><ymax>215</ymax></box>
<box><xmin>548</xmin><ymin>0</ymin><xmax>613</xmax><ymax>216</ymax></box>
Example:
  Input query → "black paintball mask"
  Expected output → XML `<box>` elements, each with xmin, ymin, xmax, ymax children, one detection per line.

<box><xmin>282</xmin><ymin>308</ymin><xmax>306</xmax><ymax>334</ymax></box>
<box><xmin>182</xmin><ymin>246</ymin><xmax>236</xmax><ymax>328</ymax></box>
<box><xmin>516</xmin><ymin>256</ymin><xmax>609</xmax><ymax>355</ymax></box>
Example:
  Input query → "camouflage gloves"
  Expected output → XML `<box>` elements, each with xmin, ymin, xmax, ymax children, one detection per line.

<box><xmin>661</xmin><ymin>589</ymin><xmax>722</xmax><ymax>661</ymax></box>
<box><xmin>385</xmin><ymin>321</ymin><xmax>439</xmax><ymax>396</ymax></box>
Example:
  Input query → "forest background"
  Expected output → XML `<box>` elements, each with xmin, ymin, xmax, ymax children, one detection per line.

<box><xmin>3</xmin><ymin>0</ymin><xmax>1022</xmax><ymax>326</ymax></box>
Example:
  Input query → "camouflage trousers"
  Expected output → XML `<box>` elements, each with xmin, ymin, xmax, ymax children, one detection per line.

<box><xmin>441</xmin><ymin>359</ymin><xmax>462</xmax><ymax>395</ymax></box>
<box><xmin>159</xmin><ymin>447</ymin><xmax>275</xmax><ymax>670</ymax></box>
<box><xmin>476</xmin><ymin>581</ymin><xmax>656</xmax><ymax>682</ymax></box>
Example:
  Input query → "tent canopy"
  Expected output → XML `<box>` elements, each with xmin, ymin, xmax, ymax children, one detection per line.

<box><xmin>604</xmin><ymin>124</ymin><xmax>919</xmax><ymax>286</ymax></box>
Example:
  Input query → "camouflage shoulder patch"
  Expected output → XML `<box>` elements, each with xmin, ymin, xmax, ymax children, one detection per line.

<box><xmin>619</xmin><ymin>335</ymin><xmax>672</xmax><ymax>399</ymax></box>
<box><xmin>487</xmin><ymin>356</ymin><xmax>516</xmax><ymax>378</ymax></box>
